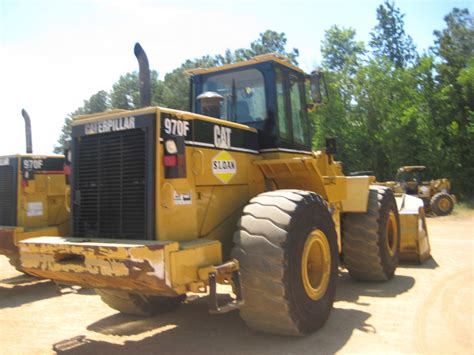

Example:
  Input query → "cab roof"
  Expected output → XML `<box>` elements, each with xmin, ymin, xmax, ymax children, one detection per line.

<box><xmin>398</xmin><ymin>166</ymin><xmax>426</xmax><ymax>173</ymax></box>
<box><xmin>186</xmin><ymin>53</ymin><xmax>306</xmax><ymax>76</ymax></box>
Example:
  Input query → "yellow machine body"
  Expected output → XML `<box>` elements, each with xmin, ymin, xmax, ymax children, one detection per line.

<box><xmin>396</xmin><ymin>194</ymin><xmax>431</xmax><ymax>263</ymax></box>
<box><xmin>0</xmin><ymin>154</ymin><xmax>70</xmax><ymax>268</ymax></box>
<box><xmin>18</xmin><ymin>56</ymin><xmax>429</xmax><ymax>299</ymax></box>
<box><xmin>381</xmin><ymin>165</ymin><xmax>456</xmax><ymax>216</ymax></box>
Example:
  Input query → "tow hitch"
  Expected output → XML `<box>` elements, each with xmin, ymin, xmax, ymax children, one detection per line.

<box><xmin>202</xmin><ymin>260</ymin><xmax>244</xmax><ymax>314</ymax></box>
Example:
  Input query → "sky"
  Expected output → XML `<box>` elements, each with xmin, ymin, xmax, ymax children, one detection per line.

<box><xmin>0</xmin><ymin>0</ymin><xmax>472</xmax><ymax>155</ymax></box>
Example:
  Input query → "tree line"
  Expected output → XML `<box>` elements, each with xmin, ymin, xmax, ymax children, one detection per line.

<box><xmin>55</xmin><ymin>1</ymin><xmax>473</xmax><ymax>198</ymax></box>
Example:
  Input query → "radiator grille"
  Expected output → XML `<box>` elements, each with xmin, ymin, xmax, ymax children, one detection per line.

<box><xmin>0</xmin><ymin>165</ymin><xmax>16</xmax><ymax>226</ymax></box>
<box><xmin>73</xmin><ymin>129</ymin><xmax>149</xmax><ymax>239</ymax></box>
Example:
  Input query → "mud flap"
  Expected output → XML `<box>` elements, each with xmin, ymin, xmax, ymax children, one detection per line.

<box><xmin>396</xmin><ymin>195</ymin><xmax>431</xmax><ymax>263</ymax></box>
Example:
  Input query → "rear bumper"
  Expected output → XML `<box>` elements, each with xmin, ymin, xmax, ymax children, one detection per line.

<box><xmin>19</xmin><ymin>237</ymin><xmax>223</xmax><ymax>296</ymax></box>
<box><xmin>0</xmin><ymin>226</ymin><xmax>62</xmax><ymax>258</ymax></box>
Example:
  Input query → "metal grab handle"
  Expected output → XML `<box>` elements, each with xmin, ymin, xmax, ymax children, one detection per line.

<box><xmin>64</xmin><ymin>186</ymin><xmax>71</xmax><ymax>213</ymax></box>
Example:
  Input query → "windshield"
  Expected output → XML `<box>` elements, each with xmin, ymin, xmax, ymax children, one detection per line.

<box><xmin>201</xmin><ymin>69</ymin><xmax>266</xmax><ymax>124</ymax></box>
<box><xmin>397</xmin><ymin>171</ymin><xmax>424</xmax><ymax>183</ymax></box>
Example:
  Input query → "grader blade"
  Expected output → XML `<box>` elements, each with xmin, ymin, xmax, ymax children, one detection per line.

<box><xmin>396</xmin><ymin>195</ymin><xmax>431</xmax><ymax>263</ymax></box>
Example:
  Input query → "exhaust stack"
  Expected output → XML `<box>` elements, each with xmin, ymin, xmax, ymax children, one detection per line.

<box><xmin>21</xmin><ymin>109</ymin><xmax>33</xmax><ymax>154</ymax></box>
<box><xmin>134</xmin><ymin>42</ymin><xmax>151</xmax><ymax>108</ymax></box>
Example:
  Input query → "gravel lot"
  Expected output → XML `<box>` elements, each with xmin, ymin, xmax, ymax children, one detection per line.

<box><xmin>1</xmin><ymin>210</ymin><xmax>472</xmax><ymax>355</ymax></box>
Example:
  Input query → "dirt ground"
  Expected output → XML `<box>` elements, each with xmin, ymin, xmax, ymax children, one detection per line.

<box><xmin>0</xmin><ymin>210</ymin><xmax>473</xmax><ymax>355</ymax></box>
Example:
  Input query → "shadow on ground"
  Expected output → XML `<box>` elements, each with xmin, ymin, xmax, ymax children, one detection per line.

<box><xmin>0</xmin><ymin>276</ymin><xmax>94</xmax><ymax>309</ymax></box>
<box><xmin>399</xmin><ymin>256</ymin><xmax>439</xmax><ymax>270</ymax></box>
<box><xmin>335</xmin><ymin>270</ymin><xmax>415</xmax><ymax>305</ymax></box>
<box><xmin>53</xmin><ymin>294</ymin><xmax>372</xmax><ymax>355</ymax></box>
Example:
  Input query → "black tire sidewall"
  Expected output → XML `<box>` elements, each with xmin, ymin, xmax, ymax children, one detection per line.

<box><xmin>431</xmin><ymin>193</ymin><xmax>454</xmax><ymax>216</ymax></box>
<box><xmin>376</xmin><ymin>189</ymin><xmax>400</xmax><ymax>279</ymax></box>
<box><xmin>286</xmin><ymin>196</ymin><xmax>339</xmax><ymax>334</ymax></box>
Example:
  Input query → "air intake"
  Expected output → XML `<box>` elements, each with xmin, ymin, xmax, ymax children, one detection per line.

<box><xmin>0</xmin><ymin>163</ymin><xmax>17</xmax><ymax>226</ymax></box>
<box><xmin>73</xmin><ymin>128</ymin><xmax>150</xmax><ymax>240</ymax></box>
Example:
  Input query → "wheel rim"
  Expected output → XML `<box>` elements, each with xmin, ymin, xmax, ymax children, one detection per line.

<box><xmin>301</xmin><ymin>230</ymin><xmax>331</xmax><ymax>301</ymax></box>
<box><xmin>438</xmin><ymin>197</ymin><xmax>451</xmax><ymax>212</ymax></box>
<box><xmin>385</xmin><ymin>211</ymin><xmax>398</xmax><ymax>256</ymax></box>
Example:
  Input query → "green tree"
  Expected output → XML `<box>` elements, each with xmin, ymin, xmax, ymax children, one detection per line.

<box><xmin>110</xmin><ymin>70</ymin><xmax>160</xmax><ymax>110</ymax></box>
<box><xmin>315</xmin><ymin>26</ymin><xmax>366</xmax><ymax>172</ymax></box>
<box><xmin>159</xmin><ymin>30</ymin><xmax>300</xmax><ymax>111</ymax></box>
<box><xmin>370</xmin><ymin>0</ymin><xmax>417</xmax><ymax>68</ymax></box>
<box><xmin>54</xmin><ymin>90</ymin><xmax>110</xmax><ymax>153</ymax></box>
<box><xmin>431</xmin><ymin>8</ymin><xmax>474</xmax><ymax>197</ymax></box>
<box><xmin>231</xmin><ymin>30</ymin><xmax>299</xmax><ymax>65</ymax></box>
<box><xmin>84</xmin><ymin>90</ymin><xmax>109</xmax><ymax>113</ymax></box>
<box><xmin>321</xmin><ymin>25</ymin><xmax>366</xmax><ymax>74</ymax></box>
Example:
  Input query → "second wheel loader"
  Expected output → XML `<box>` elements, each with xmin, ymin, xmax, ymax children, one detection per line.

<box><xmin>0</xmin><ymin>110</ymin><xmax>70</xmax><ymax>272</ymax></box>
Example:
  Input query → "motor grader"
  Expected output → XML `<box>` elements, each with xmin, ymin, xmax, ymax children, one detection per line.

<box><xmin>19</xmin><ymin>44</ymin><xmax>429</xmax><ymax>335</ymax></box>
<box><xmin>0</xmin><ymin>111</ymin><xmax>70</xmax><ymax>271</ymax></box>
<box><xmin>383</xmin><ymin>166</ymin><xmax>456</xmax><ymax>216</ymax></box>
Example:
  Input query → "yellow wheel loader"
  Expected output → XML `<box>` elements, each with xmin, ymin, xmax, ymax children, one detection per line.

<box><xmin>19</xmin><ymin>44</ymin><xmax>429</xmax><ymax>335</ymax></box>
<box><xmin>0</xmin><ymin>111</ymin><xmax>70</xmax><ymax>272</ymax></box>
<box><xmin>384</xmin><ymin>166</ymin><xmax>456</xmax><ymax>216</ymax></box>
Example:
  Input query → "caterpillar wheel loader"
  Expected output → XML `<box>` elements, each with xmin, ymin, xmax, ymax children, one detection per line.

<box><xmin>383</xmin><ymin>166</ymin><xmax>456</xmax><ymax>216</ymax></box>
<box><xmin>0</xmin><ymin>110</ymin><xmax>70</xmax><ymax>272</ymax></box>
<box><xmin>19</xmin><ymin>44</ymin><xmax>429</xmax><ymax>335</ymax></box>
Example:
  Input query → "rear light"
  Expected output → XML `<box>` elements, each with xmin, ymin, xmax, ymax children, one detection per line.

<box><xmin>165</xmin><ymin>139</ymin><xmax>178</xmax><ymax>154</ymax></box>
<box><xmin>163</xmin><ymin>137</ymin><xmax>186</xmax><ymax>178</ymax></box>
<box><xmin>163</xmin><ymin>155</ymin><xmax>178</xmax><ymax>167</ymax></box>
<box><xmin>63</xmin><ymin>163</ymin><xmax>71</xmax><ymax>185</ymax></box>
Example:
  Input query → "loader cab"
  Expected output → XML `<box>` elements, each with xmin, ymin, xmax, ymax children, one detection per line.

<box><xmin>189</xmin><ymin>55</ymin><xmax>312</xmax><ymax>153</ymax></box>
<box><xmin>396</xmin><ymin>166</ymin><xmax>426</xmax><ymax>195</ymax></box>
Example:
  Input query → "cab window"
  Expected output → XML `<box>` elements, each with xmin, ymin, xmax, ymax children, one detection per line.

<box><xmin>275</xmin><ymin>69</ymin><xmax>290</xmax><ymax>139</ymax></box>
<box><xmin>201</xmin><ymin>69</ymin><xmax>266</xmax><ymax>124</ymax></box>
<box><xmin>289</xmin><ymin>75</ymin><xmax>308</xmax><ymax>145</ymax></box>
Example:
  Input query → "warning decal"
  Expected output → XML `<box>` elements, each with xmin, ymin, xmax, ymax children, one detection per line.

<box><xmin>212</xmin><ymin>151</ymin><xmax>237</xmax><ymax>184</ymax></box>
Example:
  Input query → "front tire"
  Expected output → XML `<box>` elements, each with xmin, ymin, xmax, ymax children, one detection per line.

<box><xmin>231</xmin><ymin>190</ymin><xmax>338</xmax><ymax>336</ymax></box>
<box><xmin>430</xmin><ymin>192</ymin><xmax>454</xmax><ymax>216</ymax></box>
<box><xmin>342</xmin><ymin>186</ymin><xmax>400</xmax><ymax>281</ymax></box>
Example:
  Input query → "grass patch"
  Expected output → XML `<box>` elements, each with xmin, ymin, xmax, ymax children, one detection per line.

<box><xmin>452</xmin><ymin>199</ymin><xmax>474</xmax><ymax>217</ymax></box>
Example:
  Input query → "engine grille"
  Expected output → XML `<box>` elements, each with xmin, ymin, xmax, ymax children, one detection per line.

<box><xmin>73</xmin><ymin>128</ymin><xmax>150</xmax><ymax>240</ymax></box>
<box><xmin>0</xmin><ymin>164</ymin><xmax>16</xmax><ymax>226</ymax></box>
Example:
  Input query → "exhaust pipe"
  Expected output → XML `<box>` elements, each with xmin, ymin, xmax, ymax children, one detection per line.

<box><xmin>21</xmin><ymin>109</ymin><xmax>33</xmax><ymax>154</ymax></box>
<box><xmin>134</xmin><ymin>42</ymin><xmax>151</xmax><ymax>108</ymax></box>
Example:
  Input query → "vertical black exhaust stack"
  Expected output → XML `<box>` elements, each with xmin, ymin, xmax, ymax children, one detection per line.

<box><xmin>21</xmin><ymin>109</ymin><xmax>33</xmax><ymax>154</ymax></box>
<box><xmin>134</xmin><ymin>43</ymin><xmax>151</xmax><ymax>108</ymax></box>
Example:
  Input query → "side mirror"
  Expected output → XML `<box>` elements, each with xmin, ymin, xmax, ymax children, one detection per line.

<box><xmin>310</xmin><ymin>70</ymin><xmax>323</xmax><ymax>104</ymax></box>
<box><xmin>325</xmin><ymin>137</ymin><xmax>337</xmax><ymax>155</ymax></box>
<box><xmin>309</xmin><ymin>69</ymin><xmax>329</xmax><ymax>108</ymax></box>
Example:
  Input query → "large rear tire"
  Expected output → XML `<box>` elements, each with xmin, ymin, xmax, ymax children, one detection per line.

<box><xmin>95</xmin><ymin>289</ymin><xmax>185</xmax><ymax>316</ymax></box>
<box><xmin>231</xmin><ymin>190</ymin><xmax>338</xmax><ymax>336</ymax></box>
<box><xmin>342</xmin><ymin>186</ymin><xmax>400</xmax><ymax>281</ymax></box>
<box><xmin>430</xmin><ymin>192</ymin><xmax>454</xmax><ymax>216</ymax></box>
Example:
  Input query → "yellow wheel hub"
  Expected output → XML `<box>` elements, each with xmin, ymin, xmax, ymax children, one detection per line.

<box><xmin>301</xmin><ymin>230</ymin><xmax>331</xmax><ymax>301</ymax></box>
<box><xmin>438</xmin><ymin>198</ymin><xmax>450</xmax><ymax>212</ymax></box>
<box><xmin>385</xmin><ymin>211</ymin><xmax>399</xmax><ymax>256</ymax></box>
